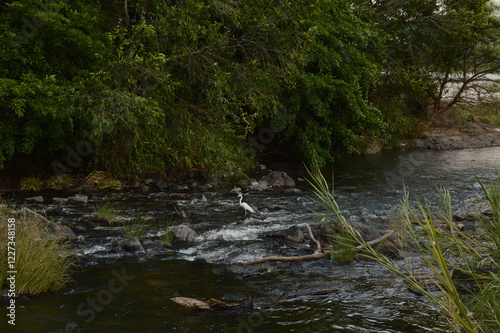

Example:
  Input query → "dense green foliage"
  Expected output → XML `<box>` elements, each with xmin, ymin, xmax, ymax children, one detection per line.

<box><xmin>282</xmin><ymin>0</ymin><xmax>385</xmax><ymax>165</ymax></box>
<box><xmin>0</xmin><ymin>0</ymin><xmax>499</xmax><ymax>174</ymax></box>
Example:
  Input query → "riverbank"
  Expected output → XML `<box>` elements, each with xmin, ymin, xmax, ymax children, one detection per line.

<box><xmin>408</xmin><ymin>122</ymin><xmax>500</xmax><ymax>150</ymax></box>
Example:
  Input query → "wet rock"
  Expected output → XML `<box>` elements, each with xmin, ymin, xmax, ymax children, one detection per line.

<box><xmin>317</xmin><ymin>224</ymin><xmax>336</xmax><ymax>246</ymax></box>
<box><xmin>74</xmin><ymin>226</ymin><xmax>87</xmax><ymax>233</ymax></box>
<box><xmin>144</xmin><ymin>178</ymin><xmax>154</xmax><ymax>185</ymax></box>
<box><xmin>173</xmin><ymin>210</ymin><xmax>187</xmax><ymax>218</ymax></box>
<box><xmin>269</xmin><ymin>225</ymin><xmax>305</xmax><ymax>243</ymax></box>
<box><xmin>238</xmin><ymin>179</ymin><xmax>250</xmax><ymax>187</ymax></box>
<box><xmin>25</xmin><ymin>196</ymin><xmax>44</xmax><ymax>203</ymax></box>
<box><xmin>249</xmin><ymin>180</ymin><xmax>268</xmax><ymax>191</ymax></box>
<box><xmin>193</xmin><ymin>257</ymin><xmax>212</xmax><ymax>264</ymax></box>
<box><xmin>202</xmin><ymin>174</ymin><xmax>218</xmax><ymax>187</ymax></box>
<box><xmin>46</xmin><ymin>222</ymin><xmax>77</xmax><ymax>242</ymax></box>
<box><xmin>260</xmin><ymin>171</ymin><xmax>295</xmax><ymax>187</ymax></box>
<box><xmin>117</xmin><ymin>237</ymin><xmax>145</xmax><ymax>252</ymax></box>
<box><xmin>156</xmin><ymin>180</ymin><xmax>170</xmax><ymax>189</ymax></box>
<box><xmin>463</xmin><ymin>222</ymin><xmax>477</xmax><ymax>233</ymax></box>
<box><xmin>170</xmin><ymin>224</ymin><xmax>197</xmax><ymax>242</ymax></box>
<box><xmin>68</xmin><ymin>194</ymin><xmax>88</xmax><ymax>203</ymax></box>
<box><xmin>140</xmin><ymin>185</ymin><xmax>149</xmax><ymax>193</ymax></box>
<box><xmin>52</xmin><ymin>197</ymin><xmax>69</xmax><ymax>205</ymax></box>
<box><xmin>111</xmin><ymin>246</ymin><xmax>126</xmax><ymax>254</ymax></box>
<box><xmin>201</xmin><ymin>194</ymin><xmax>208</xmax><ymax>202</ymax></box>
<box><xmin>349</xmin><ymin>221</ymin><xmax>385</xmax><ymax>242</ymax></box>
<box><xmin>230</xmin><ymin>187</ymin><xmax>242</xmax><ymax>193</ymax></box>
<box><xmin>141</xmin><ymin>239</ymin><xmax>163</xmax><ymax>250</ymax></box>
<box><xmin>284</xmin><ymin>188</ymin><xmax>302</xmax><ymax>194</ymax></box>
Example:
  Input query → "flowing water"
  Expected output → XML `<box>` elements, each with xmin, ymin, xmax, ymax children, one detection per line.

<box><xmin>2</xmin><ymin>147</ymin><xmax>500</xmax><ymax>333</ymax></box>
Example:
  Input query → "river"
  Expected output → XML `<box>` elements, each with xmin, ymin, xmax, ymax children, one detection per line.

<box><xmin>2</xmin><ymin>147</ymin><xmax>500</xmax><ymax>332</ymax></box>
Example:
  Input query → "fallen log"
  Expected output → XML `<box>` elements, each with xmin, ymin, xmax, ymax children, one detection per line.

<box><xmin>171</xmin><ymin>297</ymin><xmax>253</xmax><ymax>312</ymax></box>
<box><xmin>171</xmin><ymin>288</ymin><xmax>339</xmax><ymax>312</ymax></box>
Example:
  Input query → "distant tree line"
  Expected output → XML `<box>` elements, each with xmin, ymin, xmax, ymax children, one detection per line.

<box><xmin>1</xmin><ymin>0</ymin><xmax>499</xmax><ymax>174</ymax></box>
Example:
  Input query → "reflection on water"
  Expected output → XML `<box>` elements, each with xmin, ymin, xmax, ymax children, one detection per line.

<box><xmin>2</xmin><ymin>147</ymin><xmax>499</xmax><ymax>332</ymax></box>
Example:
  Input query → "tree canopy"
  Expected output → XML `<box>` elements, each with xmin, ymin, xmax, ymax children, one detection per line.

<box><xmin>0</xmin><ymin>0</ymin><xmax>499</xmax><ymax>175</ymax></box>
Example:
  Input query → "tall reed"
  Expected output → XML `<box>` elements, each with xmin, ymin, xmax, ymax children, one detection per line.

<box><xmin>307</xmin><ymin>167</ymin><xmax>500</xmax><ymax>332</ymax></box>
<box><xmin>0</xmin><ymin>205</ymin><xmax>74</xmax><ymax>295</ymax></box>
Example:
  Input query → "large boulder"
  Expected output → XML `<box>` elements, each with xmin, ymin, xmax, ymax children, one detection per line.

<box><xmin>260</xmin><ymin>171</ymin><xmax>295</xmax><ymax>187</ymax></box>
<box><xmin>169</xmin><ymin>224</ymin><xmax>197</xmax><ymax>242</ymax></box>
<box><xmin>269</xmin><ymin>225</ymin><xmax>305</xmax><ymax>243</ymax></box>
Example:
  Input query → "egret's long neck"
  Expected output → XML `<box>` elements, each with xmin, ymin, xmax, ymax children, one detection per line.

<box><xmin>239</xmin><ymin>196</ymin><xmax>243</xmax><ymax>204</ymax></box>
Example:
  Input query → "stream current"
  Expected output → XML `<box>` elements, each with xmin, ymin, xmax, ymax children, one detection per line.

<box><xmin>2</xmin><ymin>147</ymin><xmax>500</xmax><ymax>332</ymax></box>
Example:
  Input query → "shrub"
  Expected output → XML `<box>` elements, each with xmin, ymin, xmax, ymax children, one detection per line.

<box><xmin>19</xmin><ymin>176</ymin><xmax>44</xmax><ymax>191</ymax></box>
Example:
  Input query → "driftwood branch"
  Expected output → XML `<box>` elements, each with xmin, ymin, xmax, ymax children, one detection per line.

<box><xmin>356</xmin><ymin>230</ymin><xmax>394</xmax><ymax>249</ymax></box>
<box><xmin>241</xmin><ymin>225</ymin><xmax>394</xmax><ymax>266</ymax></box>
<box><xmin>242</xmin><ymin>223</ymin><xmax>327</xmax><ymax>265</ymax></box>
<box><xmin>171</xmin><ymin>297</ymin><xmax>252</xmax><ymax>312</ymax></box>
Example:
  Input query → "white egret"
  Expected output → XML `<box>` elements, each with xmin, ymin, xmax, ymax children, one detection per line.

<box><xmin>237</xmin><ymin>193</ymin><xmax>256</xmax><ymax>217</ymax></box>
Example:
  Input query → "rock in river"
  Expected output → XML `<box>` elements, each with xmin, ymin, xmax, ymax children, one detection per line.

<box><xmin>169</xmin><ymin>224</ymin><xmax>197</xmax><ymax>242</ymax></box>
<box><xmin>269</xmin><ymin>225</ymin><xmax>305</xmax><ymax>243</ymax></box>
<box><xmin>260</xmin><ymin>171</ymin><xmax>295</xmax><ymax>187</ymax></box>
<box><xmin>117</xmin><ymin>237</ymin><xmax>145</xmax><ymax>253</ymax></box>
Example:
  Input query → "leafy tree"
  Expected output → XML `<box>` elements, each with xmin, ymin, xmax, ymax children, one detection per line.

<box><xmin>0</xmin><ymin>0</ymin><xmax>103</xmax><ymax>167</ymax></box>
<box><xmin>80</xmin><ymin>0</ymin><xmax>315</xmax><ymax>174</ymax></box>
<box><xmin>361</xmin><ymin>0</ymin><xmax>500</xmax><ymax>124</ymax></box>
<box><xmin>282</xmin><ymin>0</ymin><xmax>385</xmax><ymax>165</ymax></box>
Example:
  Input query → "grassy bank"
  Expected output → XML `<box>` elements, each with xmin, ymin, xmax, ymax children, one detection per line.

<box><xmin>0</xmin><ymin>204</ymin><xmax>74</xmax><ymax>296</ymax></box>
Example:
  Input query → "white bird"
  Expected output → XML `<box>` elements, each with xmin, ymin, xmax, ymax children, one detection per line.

<box><xmin>238</xmin><ymin>193</ymin><xmax>256</xmax><ymax>217</ymax></box>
